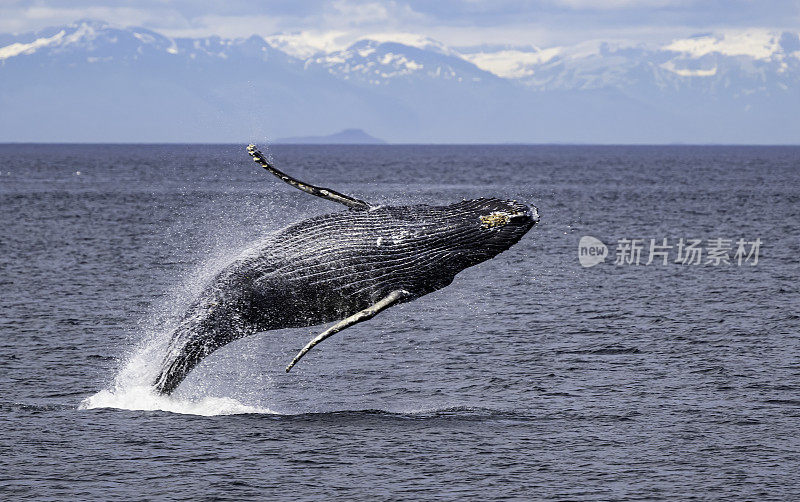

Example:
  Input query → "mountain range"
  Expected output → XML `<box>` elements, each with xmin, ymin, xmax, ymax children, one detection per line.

<box><xmin>1</xmin><ymin>20</ymin><xmax>798</xmax><ymax>143</ymax></box>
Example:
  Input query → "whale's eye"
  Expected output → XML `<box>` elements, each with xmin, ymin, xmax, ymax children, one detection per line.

<box><xmin>479</xmin><ymin>211</ymin><xmax>511</xmax><ymax>228</ymax></box>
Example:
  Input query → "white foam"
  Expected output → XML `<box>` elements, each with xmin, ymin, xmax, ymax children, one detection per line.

<box><xmin>79</xmin><ymin>385</ymin><xmax>276</xmax><ymax>416</ymax></box>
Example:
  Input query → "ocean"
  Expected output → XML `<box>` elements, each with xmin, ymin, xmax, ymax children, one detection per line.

<box><xmin>1</xmin><ymin>144</ymin><xmax>798</xmax><ymax>500</ymax></box>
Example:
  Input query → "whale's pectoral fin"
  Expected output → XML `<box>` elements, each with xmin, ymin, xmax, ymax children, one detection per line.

<box><xmin>285</xmin><ymin>289</ymin><xmax>412</xmax><ymax>372</ymax></box>
<box><xmin>247</xmin><ymin>144</ymin><xmax>372</xmax><ymax>211</ymax></box>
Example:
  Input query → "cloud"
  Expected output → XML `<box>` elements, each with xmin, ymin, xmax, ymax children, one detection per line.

<box><xmin>155</xmin><ymin>15</ymin><xmax>283</xmax><ymax>39</ymax></box>
<box><xmin>0</xmin><ymin>0</ymin><xmax>798</xmax><ymax>51</ymax></box>
<box><xmin>329</xmin><ymin>0</ymin><xmax>391</xmax><ymax>24</ymax></box>
<box><xmin>551</xmin><ymin>0</ymin><xmax>692</xmax><ymax>9</ymax></box>
<box><xmin>0</xmin><ymin>5</ymin><xmax>186</xmax><ymax>34</ymax></box>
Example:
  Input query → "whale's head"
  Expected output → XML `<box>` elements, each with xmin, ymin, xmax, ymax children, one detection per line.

<box><xmin>382</xmin><ymin>198</ymin><xmax>539</xmax><ymax>293</ymax></box>
<box><xmin>445</xmin><ymin>197</ymin><xmax>538</xmax><ymax>262</ymax></box>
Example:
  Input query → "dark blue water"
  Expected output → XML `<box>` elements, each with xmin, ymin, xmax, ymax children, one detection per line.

<box><xmin>1</xmin><ymin>144</ymin><xmax>799</xmax><ymax>500</ymax></box>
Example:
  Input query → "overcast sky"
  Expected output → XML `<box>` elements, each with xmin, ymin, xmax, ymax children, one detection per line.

<box><xmin>2</xmin><ymin>0</ymin><xmax>799</xmax><ymax>48</ymax></box>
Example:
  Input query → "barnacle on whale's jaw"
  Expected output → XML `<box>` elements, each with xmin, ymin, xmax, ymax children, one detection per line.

<box><xmin>479</xmin><ymin>201</ymin><xmax>539</xmax><ymax>229</ymax></box>
<box><xmin>480</xmin><ymin>211</ymin><xmax>512</xmax><ymax>228</ymax></box>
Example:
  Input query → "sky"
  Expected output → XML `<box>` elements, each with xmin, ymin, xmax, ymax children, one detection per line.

<box><xmin>2</xmin><ymin>0</ymin><xmax>799</xmax><ymax>51</ymax></box>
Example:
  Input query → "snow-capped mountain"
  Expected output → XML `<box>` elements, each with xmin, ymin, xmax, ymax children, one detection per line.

<box><xmin>461</xmin><ymin>30</ymin><xmax>800</xmax><ymax>99</ymax></box>
<box><xmin>1</xmin><ymin>20</ymin><xmax>798</xmax><ymax>143</ymax></box>
<box><xmin>307</xmin><ymin>38</ymin><xmax>499</xmax><ymax>86</ymax></box>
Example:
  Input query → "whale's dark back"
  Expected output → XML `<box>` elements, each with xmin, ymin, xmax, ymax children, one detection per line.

<box><xmin>154</xmin><ymin>198</ymin><xmax>537</xmax><ymax>393</ymax></box>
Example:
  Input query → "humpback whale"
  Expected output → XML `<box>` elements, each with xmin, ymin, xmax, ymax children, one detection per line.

<box><xmin>152</xmin><ymin>145</ymin><xmax>539</xmax><ymax>394</ymax></box>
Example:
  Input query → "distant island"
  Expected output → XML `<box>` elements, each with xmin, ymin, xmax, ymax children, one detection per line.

<box><xmin>275</xmin><ymin>129</ymin><xmax>386</xmax><ymax>144</ymax></box>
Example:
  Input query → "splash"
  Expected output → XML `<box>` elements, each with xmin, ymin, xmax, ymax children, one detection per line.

<box><xmin>81</xmin><ymin>293</ymin><xmax>284</xmax><ymax>416</ymax></box>
<box><xmin>79</xmin><ymin>341</ymin><xmax>277</xmax><ymax>416</ymax></box>
<box><xmin>78</xmin><ymin>385</ymin><xmax>276</xmax><ymax>416</ymax></box>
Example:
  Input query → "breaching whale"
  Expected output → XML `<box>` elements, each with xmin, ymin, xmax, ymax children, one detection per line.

<box><xmin>152</xmin><ymin>145</ymin><xmax>539</xmax><ymax>394</ymax></box>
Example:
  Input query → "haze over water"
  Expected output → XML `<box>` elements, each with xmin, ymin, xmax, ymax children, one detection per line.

<box><xmin>1</xmin><ymin>144</ymin><xmax>799</xmax><ymax>499</ymax></box>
